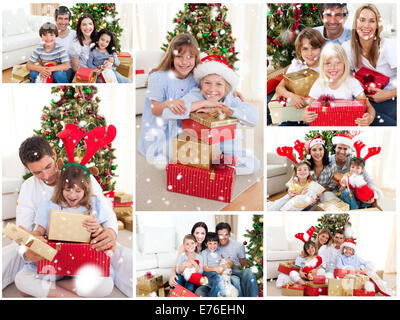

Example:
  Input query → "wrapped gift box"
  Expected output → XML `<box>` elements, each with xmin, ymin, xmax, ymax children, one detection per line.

<box><xmin>12</xmin><ymin>64</ymin><xmax>30</xmax><ymax>82</ymax></box>
<box><xmin>305</xmin><ymin>282</ymin><xmax>328</xmax><ymax>296</ymax></box>
<box><xmin>182</xmin><ymin>111</ymin><xmax>237</xmax><ymax>145</ymax></box>
<box><xmin>73</xmin><ymin>67</ymin><xmax>97</xmax><ymax>83</ymax></box>
<box><xmin>172</xmin><ymin>132</ymin><xmax>220</xmax><ymax>170</ymax></box>
<box><xmin>345</xmin><ymin>274</ymin><xmax>370</xmax><ymax>290</ymax></box>
<box><xmin>48</xmin><ymin>209</ymin><xmax>91</xmax><ymax>243</ymax></box>
<box><xmin>117</xmin><ymin>220</ymin><xmax>124</xmax><ymax>230</ymax></box>
<box><xmin>170</xmin><ymin>284</ymin><xmax>199</xmax><ymax>298</ymax></box>
<box><xmin>137</xmin><ymin>273</ymin><xmax>163</xmax><ymax>292</ymax></box>
<box><xmin>328</xmin><ymin>278</ymin><xmax>354</xmax><ymax>296</ymax></box>
<box><xmin>282</xmin><ymin>284</ymin><xmax>305</xmax><ymax>296</ymax></box>
<box><xmin>114</xmin><ymin>206</ymin><xmax>133</xmax><ymax>220</ymax></box>
<box><xmin>334</xmin><ymin>268</ymin><xmax>364</xmax><ymax>279</ymax></box>
<box><xmin>284</xmin><ymin>68</ymin><xmax>319</xmax><ymax>96</ymax></box>
<box><xmin>116</xmin><ymin>53</ymin><xmax>133</xmax><ymax>79</ymax></box>
<box><xmin>3</xmin><ymin>223</ymin><xmax>57</xmax><ymax>261</ymax></box>
<box><xmin>122</xmin><ymin>216</ymin><xmax>133</xmax><ymax>231</ymax></box>
<box><xmin>354</xmin><ymin>67</ymin><xmax>390</xmax><ymax>95</ymax></box>
<box><xmin>277</xmin><ymin>260</ymin><xmax>300</xmax><ymax>275</ymax></box>
<box><xmin>313</xmin><ymin>274</ymin><xmax>326</xmax><ymax>284</ymax></box>
<box><xmin>267</xmin><ymin>67</ymin><xmax>286</xmax><ymax>94</ymax></box>
<box><xmin>353</xmin><ymin>289</ymin><xmax>375</xmax><ymax>296</ymax></box>
<box><xmin>114</xmin><ymin>192</ymin><xmax>133</xmax><ymax>204</ymax></box>
<box><xmin>317</xmin><ymin>199</ymin><xmax>350</xmax><ymax>212</ymax></box>
<box><xmin>166</xmin><ymin>155</ymin><xmax>236</xmax><ymax>203</ymax></box>
<box><xmin>308</xmin><ymin>99</ymin><xmax>366</xmax><ymax>126</ymax></box>
<box><xmin>135</xmin><ymin>69</ymin><xmax>147</xmax><ymax>88</ymax></box>
<box><xmin>37</xmin><ymin>241</ymin><xmax>110</xmax><ymax>276</ymax></box>
<box><xmin>268</xmin><ymin>93</ymin><xmax>306</xmax><ymax>124</ymax></box>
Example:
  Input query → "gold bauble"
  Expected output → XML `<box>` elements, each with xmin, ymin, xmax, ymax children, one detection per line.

<box><xmin>196</xmin><ymin>32</ymin><xmax>203</xmax><ymax>39</ymax></box>
<box><xmin>260</xmin><ymin>246</ymin><xmax>263</xmax><ymax>252</ymax></box>
<box><xmin>259</xmin><ymin>217</ymin><xmax>263</xmax><ymax>223</ymax></box>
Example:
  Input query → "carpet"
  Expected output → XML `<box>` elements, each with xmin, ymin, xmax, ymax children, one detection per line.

<box><xmin>135</xmin><ymin>100</ymin><xmax>264</xmax><ymax>211</ymax></box>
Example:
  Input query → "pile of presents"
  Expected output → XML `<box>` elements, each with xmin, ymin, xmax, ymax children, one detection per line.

<box><xmin>136</xmin><ymin>272</ymin><xmax>199</xmax><ymax>298</ymax></box>
<box><xmin>3</xmin><ymin>210</ymin><xmax>111</xmax><ymax>277</ymax></box>
<box><xmin>279</xmin><ymin>260</ymin><xmax>389</xmax><ymax>297</ymax></box>
<box><xmin>267</xmin><ymin>65</ymin><xmax>388</xmax><ymax>126</ymax></box>
<box><xmin>10</xmin><ymin>52</ymin><xmax>132</xmax><ymax>83</ymax></box>
<box><xmin>106</xmin><ymin>191</ymin><xmax>133</xmax><ymax>231</ymax></box>
<box><xmin>166</xmin><ymin>111</ymin><xmax>238</xmax><ymax>203</ymax></box>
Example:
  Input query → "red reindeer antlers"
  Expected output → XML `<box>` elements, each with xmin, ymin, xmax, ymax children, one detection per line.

<box><xmin>295</xmin><ymin>226</ymin><xmax>315</xmax><ymax>243</ymax></box>
<box><xmin>276</xmin><ymin>140</ymin><xmax>305</xmax><ymax>164</ymax></box>
<box><xmin>363</xmin><ymin>147</ymin><xmax>381</xmax><ymax>162</ymax></box>
<box><xmin>353</xmin><ymin>140</ymin><xmax>381</xmax><ymax>162</ymax></box>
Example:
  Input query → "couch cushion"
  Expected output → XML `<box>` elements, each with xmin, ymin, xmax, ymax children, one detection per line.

<box><xmin>267</xmin><ymin>250</ymin><xmax>299</xmax><ymax>261</ymax></box>
<box><xmin>136</xmin><ymin>252</ymin><xmax>158</xmax><ymax>271</ymax></box>
<box><xmin>267</xmin><ymin>226</ymin><xmax>288</xmax><ymax>251</ymax></box>
<box><xmin>3</xmin><ymin>33</ymin><xmax>40</xmax><ymax>53</ymax></box>
<box><xmin>2</xmin><ymin>176</ymin><xmax>22</xmax><ymax>194</ymax></box>
<box><xmin>157</xmin><ymin>250</ymin><xmax>178</xmax><ymax>269</ymax></box>
<box><xmin>3</xmin><ymin>8</ymin><xmax>32</xmax><ymax>37</ymax></box>
<box><xmin>267</xmin><ymin>164</ymin><xmax>288</xmax><ymax>178</ymax></box>
<box><xmin>142</xmin><ymin>226</ymin><xmax>176</xmax><ymax>254</ymax></box>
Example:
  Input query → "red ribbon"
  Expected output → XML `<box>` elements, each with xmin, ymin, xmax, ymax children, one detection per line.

<box><xmin>267</xmin><ymin>36</ymin><xmax>282</xmax><ymax>47</ymax></box>
<box><xmin>270</xmin><ymin>96</ymin><xmax>288</xmax><ymax>107</ymax></box>
<box><xmin>290</xmin><ymin>4</ymin><xmax>301</xmax><ymax>42</ymax></box>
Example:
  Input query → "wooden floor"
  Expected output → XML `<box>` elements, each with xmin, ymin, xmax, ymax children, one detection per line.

<box><xmin>2</xmin><ymin>67</ymin><xmax>12</xmax><ymax>83</ymax></box>
<box><xmin>222</xmin><ymin>177</ymin><xmax>264</xmax><ymax>211</ymax></box>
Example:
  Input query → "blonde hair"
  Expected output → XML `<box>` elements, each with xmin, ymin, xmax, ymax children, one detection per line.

<box><xmin>150</xmin><ymin>33</ymin><xmax>200</xmax><ymax>75</ymax></box>
<box><xmin>315</xmin><ymin>228</ymin><xmax>333</xmax><ymax>252</ymax></box>
<box><xmin>294</xmin><ymin>28</ymin><xmax>325</xmax><ymax>63</ymax></box>
<box><xmin>51</xmin><ymin>165</ymin><xmax>92</xmax><ymax>213</ymax></box>
<box><xmin>351</xmin><ymin>4</ymin><xmax>383</xmax><ymax>69</ymax></box>
<box><xmin>199</xmin><ymin>74</ymin><xmax>232</xmax><ymax>99</ymax></box>
<box><xmin>318</xmin><ymin>42</ymin><xmax>350</xmax><ymax>88</ymax></box>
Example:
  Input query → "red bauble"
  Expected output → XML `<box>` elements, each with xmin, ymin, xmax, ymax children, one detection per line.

<box><xmin>243</xmin><ymin>241</ymin><xmax>247</xmax><ymax>245</ymax></box>
<box><xmin>177</xmin><ymin>18</ymin><xmax>181</xmax><ymax>23</ymax></box>
<box><xmin>211</xmin><ymin>32</ymin><xmax>217</xmax><ymax>37</ymax></box>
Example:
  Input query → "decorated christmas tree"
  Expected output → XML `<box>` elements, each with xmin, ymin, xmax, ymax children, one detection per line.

<box><xmin>304</xmin><ymin>130</ymin><xmax>356</xmax><ymax>156</ymax></box>
<box><xmin>70</xmin><ymin>3</ymin><xmax>123</xmax><ymax>52</ymax></box>
<box><xmin>162</xmin><ymin>3</ymin><xmax>239</xmax><ymax>67</ymax></box>
<box><xmin>243</xmin><ymin>215</ymin><xmax>263</xmax><ymax>295</ymax></box>
<box><xmin>312</xmin><ymin>214</ymin><xmax>353</xmax><ymax>240</ymax></box>
<box><xmin>267</xmin><ymin>3</ymin><xmax>322</xmax><ymax>68</ymax></box>
<box><xmin>32</xmin><ymin>85</ymin><xmax>117</xmax><ymax>192</ymax></box>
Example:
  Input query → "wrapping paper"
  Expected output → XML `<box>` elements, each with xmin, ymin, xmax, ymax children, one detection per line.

<box><xmin>267</xmin><ymin>67</ymin><xmax>286</xmax><ymax>94</ymax></box>
<box><xmin>137</xmin><ymin>274</ymin><xmax>163</xmax><ymax>292</ymax></box>
<box><xmin>283</xmin><ymin>68</ymin><xmax>319</xmax><ymax>96</ymax></box>
<box><xmin>12</xmin><ymin>64</ymin><xmax>30</xmax><ymax>81</ymax></box>
<box><xmin>305</xmin><ymin>282</ymin><xmax>328</xmax><ymax>296</ymax></box>
<box><xmin>170</xmin><ymin>284</ymin><xmax>199</xmax><ymax>297</ymax></box>
<box><xmin>317</xmin><ymin>199</ymin><xmax>350</xmax><ymax>212</ymax></box>
<box><xmin>48</xmin><ymin>209</ymin><xmax>91</xmax><ymax>243</ymax></box>
<box><xmin>328</xmin><ymin>278</ymin><xmax>354</xmax><ymax>296</ymax></box>
<box><xmin>281</xmin><ymin>284</ymin><xmax>305</xmax><ymax>296</ymax></box>
<box><xmin>76</xmin><ymin>67</ymin><xmax>93</xmax><ymax>81</ymax></box>
<box><xmin>268</xmin><ymin>93</ymin><xmax>306</xmax><ymax>124</ymax></box>
<box><xmin>277</xmin><ymin>260</ymin><xmax>300</xmax><ymax>275</ymax></box>
<box><xmin>345</xmin><ymin>274</ymin><xmax>370</xmax><ymax>290</ymax></box>
<box><xmin>37</xmin><ymin>241</ymin><xmax>110</xmax><ymax>276</ymax></box>
<box><xmin>353</xmin><ymin>289</ymin><xmax>375</xmax><ymax>296</ymax></box>
<box><xmin>334</xmin><ymin>268</ymin><xmax>365</xmax><ymax>278</ymax></box>
<box><xmin>354</xmin><ymin>67</ymin><xmax>390</xmax><ymax>95</ymax></box>
<box><xmin>114</xmin><ymin>192</ymin><xmax>133</xmax><ymax>204</ymax></box>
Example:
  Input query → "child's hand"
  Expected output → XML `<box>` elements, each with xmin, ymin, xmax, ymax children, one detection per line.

<box><xmin>288</xmin><ymin>191</ymin><xmax>299</xmax><ymax>198</ymax></box>
<box><xmin>107</xmin><ymin>57</ymin><xmax>115</xmax><ymax>64</ymax></box>
<box><xmin>233</xmin><ymin>90</ymin><xmax>245</xmax><ymax>101</ymax></box>
<box><xmin>166</xmin><ymin>99</ymin><xmax>186</xmax><ymax>115</ymax></box>
<box><xmin>355</xmin><ymin>113</ymin><xmax>373</xmax><ymax>126</ymax></box>
<box><xmin>302</xmin><ymin>107</ymin><xmax>319</xmax><ymax>123</ymax></box>
<box><xmin>103</xmin><ymin>60</ymin><xmax>113</xmax><ymax>69</ymax></box>
<box><xmin>217</xmin><ymin>265</ymin><xmax>225</xmax><ymax>274</ymax></box>
<box><xmin>83</xmin><ymin>214</ymin><xmax>101</xmax><ymax>234</ymax></box>
<box><xmin>217</xmin><ymin>103</ymin><xmax>234</xmax><ymax>117</ymax></box>
<box><xmin>289</xmin><ymin>93</ymin><xmax>306</xmax><ymax>109</ymax></box>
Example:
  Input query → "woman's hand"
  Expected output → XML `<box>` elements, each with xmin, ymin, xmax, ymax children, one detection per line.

<box><xmin>90</xmin><ymin>227</ymin><xmax>117</xmax><ymax>252</ymax></box>
<box><xmin>289</xmin><ymin>93</ymin><xmax>307</xmax><ymax>109</ymax></box>
<box><xmin>83</xmin><ymin>214</ymin><xmax>101</xmax><ymax>234</ymax></box>
<box><xmin>366</xmin><ymin>88</ymin><xmax>394</xmax><ymax>103</ymax></box>
<box><xmin>166</xmin><ymin>99</ymin><xmax>186</xmax><ymax>115</ymax></box>
<box><xmin>355</xmin><ymin>112</ymin><xmax>373</xmax><ymax>126</ymax></box>
<box><xmin>169</xmin><ymin>274</ymin><xmax>179</xmax><ymax>287</ymax></box>
<box><xmin>302</xmin><ymin>107</ymin><xmax>318</xmax><ymax>123</ymax></box>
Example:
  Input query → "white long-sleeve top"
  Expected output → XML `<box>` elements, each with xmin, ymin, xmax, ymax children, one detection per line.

<box><xmin>318</xmin><ymin>244</ymin><xmax>341</xmax><ymax>274</ymax></box>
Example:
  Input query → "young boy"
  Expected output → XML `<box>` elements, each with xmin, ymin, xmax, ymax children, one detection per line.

<box><xmin>336</xmin><ymin>238</ymin><xmax>370</xmax><ymax>270</ymax></box>
<box><xmin>176</xmin><ymin>234</ymin><xmax>206</xmax><ymax>292</ymax></box>
<box><xmin>201</xmin><ymin>232</ymin><xmax>233</xmax><ymax>297</ymax></box>
<box><xmin>26</xmin><ymin>22</ymin><xmax>70</xmax><ymax>83</ymax></box>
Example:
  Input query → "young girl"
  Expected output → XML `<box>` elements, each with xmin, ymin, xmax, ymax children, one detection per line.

<box><xmin>162</xmin><ymin>54</ymin><xmax>259</xmax><ymax>175</ymax></box>
<box><xmin>303</xmin><ymin>42</ymin><xmax>376</xmax><ymax>126</ymax></box>
<box><xmin>14</xmin><ymin>165</ymin><xmax>114</xmax><ymax>298</ymax></box>
<box><xmin>87</xmin><ymin>29</ymin><xmax>131</xmax><ymax>83</ymax></box>
<box><xmin>275</xmin><ymin>28</ymin><xmax>325</xmax><ymax>110</ymax></box>
<box><xmin>137</xmin><ymin>33</ymin><xmax>200</xmax><ymax>165</ymax></box>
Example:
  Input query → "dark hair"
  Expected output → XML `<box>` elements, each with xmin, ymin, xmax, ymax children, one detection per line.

<box><xmin>93</xmin><ymin>29</ymin><xmax>116</xmax><ymax>54</ymax></box>
<box><xmin>191</xmin><ymin>222</ymin><xmax>208</xmax><ymax>251</ymax></box>
<box><xmin>216</xmin><ymin>222</ymin><xmax>231</xmax><ymax>234</ymax></box>
<box><xmin>39</xmin><ymin>22</ymin><xmax>58</xmax><ymax>37</ymax></box>
<box><xmin>76</xmin><ymin>13</ymin><xmax>97</xmax><ymax>46</ymax></box>
<box><xmin>183</xmin><ymin>234</ymin><xmax>196</xmax><ymax>243</ymax></box>
<box><xmin>308</xmin><ymin>144</ymin><xmax>330</xmax><ymax>169</ymax></box>
<box><xmin>294</xmin><ymin>28</ymin><xmax>325</xmax><ymax>62</ymax></box>
<box><xmin>19</xmin><ymin>135</ymin><xmax>54</xmax><ymax>167</ymax></box>
<box><xmin>350</xmin><ymin>158</ymin><xmax>365</xmax><ymax>168</ymax></box>
<box><xmin>319</xmin><ymin>3</ymin><xmax>348</xmax><ymax>17</ymax></box>
<box><xmin>54</xmin><ymin>6</ymin><xmax>71</xmax><ymax>20</ymax></box>
<box><xmin>205</xmin><ymin>232</ymin><xmax>219</xmax><ymax>243</ymax></box>
<box><xmin>334</xmin><ymin>229</ymin><xmax>344</xmax><ymax>236</ymax></box>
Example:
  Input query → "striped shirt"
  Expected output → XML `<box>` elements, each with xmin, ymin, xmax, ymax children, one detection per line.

<box><xmin>310</xmin><ymin>164</ymin><xmax>336</xmax><ymax>189</ymax></box>
<box><xmin>29</xmin><ymin>43</ymin><xmax>69</xmax><ymax>65</ymax></box>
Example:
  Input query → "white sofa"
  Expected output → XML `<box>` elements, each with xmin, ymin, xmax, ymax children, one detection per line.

<box><xmin>135</xmin><ymin>50</ymin><xmax>164</xmax><ymax>115</ymax></box>
<box><xmin>266</xmin><ymin>225</ymin><xmax>302</xmax><ymax>279</ymax></box>
<box><xmin>2</xmin><ymin>7</ymin><xmax>50</xmax><ymax>70</ymax></box>
<box><xmin>267</xmin><ymin>152</ymin><xmax>291</xmax><ymax>197</ymax></box>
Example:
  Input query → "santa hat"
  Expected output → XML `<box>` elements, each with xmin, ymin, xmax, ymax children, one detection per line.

<box><xmin>341</xmin><ymin>238</ymin><xmax>357</xmax><ymax>253</ymax></box>
<box><xmin>332</xmin><ymin>133</ymin><xmax>353</xmax><ymax>148</ymax></box>
<box><xmin>194</xmin><ymin>54</ymin><xmax>239</xmax><ymax>89</ymax></box>
<box><xmin>305</xmin><ymin>136</ymin><xmax>324</xmax><ymax>160</ymax></box>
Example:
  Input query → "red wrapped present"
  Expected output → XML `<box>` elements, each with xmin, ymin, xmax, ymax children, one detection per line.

<box><xmin>313</xmin><ymin>274</ymin><xmax>326</xmax><ymax>284</ymax></box>
<box><xmin>76</xmin><ymin>67</ymin><xmax>93</xmax><ymax>81</ymax></box>
<box><xmin>308</xmin><ymin>97</ymin><xmax>366</xmax><ymax>126</ymax></box>
<box><xmin>334</xmin><ymin>268</ymin><xmax>364</xmax><ymax>278</ymax></box>
<box><xmin>267</xmin><ymin>67</ymin><xmax>287</xmax><ymax>94</ymax></box>
<box><xmin>136</xmin><ymin>69</ymin><xmax>144</xmax><ymax>74</ymax></box>
<box><xmin>277</xmin><ymin>260</ymin><xmax>300</xmax><ymax>275</ymax></box>
<box><xmin>170</xmin><ymin>284</ymin><xmax>198</xmax><ymax>297</ymax></box>
<box><xmin>354</xmin><ymin>67</ymin><xmax>390</xmax><ymax>95</ymax></box>
<box><xmin>166</xmin><ymin>155</ymin><xmax>236</xmax><ymax>203</ymax></box>
<box><xmin>305</xmin><ymin>282</ymin><xmax>328</xmax><ymax>296</ymax></box>
<box><xmin>117</xmin><ymin>52</ymin><xmax>132</xmax><ymax>58</ymax></box>
<box><xmin>182</xmin><ymin>111</ymin><xmax>237</xmax><ymax>145</ymax></box>
<box><xmin>37</xmin><ymin>242</ymin><xmax>110</xmax><ymax>277</ymax></box>
<box><xmin>353</xmin><ymin>289</ymin><xmax>375</xmax><ymax>296</ymax></box>
<box><xmin>282</xmin><ymin>283</ymin><xmax>305</xmax><ymax>296</ymax></box>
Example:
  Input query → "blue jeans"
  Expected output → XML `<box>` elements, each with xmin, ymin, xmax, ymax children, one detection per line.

<box><xmin>172</xmin><ymin>273</ymin><xmax>196</xmax><ymax>292</ymax></box>
<box><xmin>232</xmin><ymin>268</ymin><xmax>258</xmax><ymax>297</ymax></box>
<box><xmin>66</xmin><ymin>68</ymin><xmax>74</xmax><ymax>83</ymax></box>
<box><xmin>370</xmin><ymin>97</ymin><xmax>396</xmax><ymax>124</ymax></box>
<box><xmin>203</xmin><ymin>271</ymin><xmax>225</xmax><ymax>297</ymax></box>
<box><xmin>195</xmin><ymin>275</ymin><xmax>242</xmax><ymax>297</ymax></box>
<box><xmin>30</xmin><ymin>70</ymin><xmax>68</xmax><ymax>83</ymax></box>
<box><xmin>339</xmin><ymin>189</ymin><xmax>373</xmax><ymax>210</ymax></box>
<box><xmin>97</xmin><ymin>69</ymin><xmax>131</xmax><ymax>83</ymax></box>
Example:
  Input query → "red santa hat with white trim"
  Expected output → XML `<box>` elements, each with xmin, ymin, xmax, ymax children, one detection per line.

<box><xmin>305</xmin><ymin>136</ymin><xmax>325</xmax><ymax>160</ymax></box>
<box><xmin>341</xmin><ymin>238</ymin><xmax>357</xmax><ymax>253</ymax></box>
<box><xmin>332</xmin><ymin>133</ymin><xmax>353</xmax><ymax>148</ymax></box>
<box><xmin>194</xmin><ymin>54</ymin><xmax>239</xmax><ymax>89</ymax></box>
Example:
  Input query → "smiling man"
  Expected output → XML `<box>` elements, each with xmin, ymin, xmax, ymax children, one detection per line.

<box><xmin>314</xmin><ymin>3</ymin><xmax>351</xmax><ymax>44</ymax></box>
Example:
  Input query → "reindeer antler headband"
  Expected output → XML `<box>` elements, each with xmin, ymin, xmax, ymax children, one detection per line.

<box><xmin>295</xmin><ymin>226</ymin><xmax>315</xmax><ymax>250</ymax></box>
<box><xmin>276</xmin><ymin>139</ymin><xmax>306</xmax><ymax>164</ymax></box>
<box><xmin>56</xmin><ymin>123</ymin><xmax>117</xmax><ymax>177</ymax></box>
<box><xmin>352</xmin><ymin>140</ymin><xmax>381</xmax><ymax>165</ymax></box>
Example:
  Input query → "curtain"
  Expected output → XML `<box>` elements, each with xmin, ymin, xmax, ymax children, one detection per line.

<box><xmin>215</xmin><ymin>214</ymin><xmax>238</xmax><ymax>238</ymax></box>
<box><xmin>30</xmin><ymin>4</ymin><xmax>59</xmax><ymax>17</ymax></box>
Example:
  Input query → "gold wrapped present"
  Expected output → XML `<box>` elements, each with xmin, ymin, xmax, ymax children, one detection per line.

<box><xmin>117</xmin><ymin>220</ymin><xmax>124</xmax><ymax>231</ymax></box>
<box><xmin>284</xmin><ymin>68</ymin><xmax>319</xmax><ymax>96</ymax></box>
<box><xmin>328</xmin><ymin>278</ymin><xmax>354</xmax><ymax>296</ymax></box>
<box><xmin>172</xmin><ymin>132</ymin><xmax>220</xmax><ymax>170</ymax></box>
<box><xmin>114</xmin><ymin>206</ymin><xmax>133</xmax><ymax>220</ymax></box>
<box><xmin>3</xmin><ymin>223</ymin><xmax>57</xmax><ymax>261</ymax></box>
<box><xmin>137</xmin><ymin>273</ymin><xmax>163</xmax><ymax>292</ymax></box>
<box><xmin>189</xmin><ymin>111</ymin><xmax>238</xmax><ymax>128</ymax></box>
<box><xmin>114</xmin><ymin>192</ymin><xmax>133</xmax><ymax>203</ymax></box>
<box><xmin>48</xmin><ymin>209</ymin><xmax>91</xmax><ymax>243</ymax></box>
<box><xmin>12</xmin><ymin>64</ymin><xmax>30</xmax><ymax>82</ymax></box>
<box><xmin>345</xmin><ymin>274</ymin><xmax>370</xmax><ymax>290</ymax></box>
<box><xmin>116</xmin><ymin>58</ymin><xmax>133</xmax><ymax>79</ymax></box>
<box><xmin>281</xmin><ymin>283</ymin><xmax>305</xmax><ymax>296</ymax></box>
<box><xmin>122</xmin><ymin>216</ymin><xmax>133</xmax><ymax>231</ymax></box>
<box><xmin>317</xmin><ymin>199</ymin><xmax>350</xmax><ymax>212</ymax></box>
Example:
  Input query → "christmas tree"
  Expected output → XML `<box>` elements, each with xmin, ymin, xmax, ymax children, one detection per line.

<box><xmin>33</xmin><ymin>85</ymin><xmax>117</xmax><ymax>192</ymax></box>
<box><xmin>243</xmin><ymin>215</ymin><xmax>263</xmax><ymax>296</ymax></box>
<box><xmin>162</xmin><ymin>3</ymin><xmax>239</xmax><ymax>67</ymax></box>
<box><xmin>304</xmin><ymin>130</ymin><xmax>355</xmax><ymax>156</ymax></box>
<box><xmin>70</xmin><ymin>3</ymin><xmax>123</xmax><ymax>52</ymax></box>
<box><xmin>267</xmin><ymin>3</ymin><xmax>322</xmax><ymax>68</ymax></box>
<box><xmin>312</xmin><ymin>214</ymin><xmax>352</xmax><ymax>240</ymax></box>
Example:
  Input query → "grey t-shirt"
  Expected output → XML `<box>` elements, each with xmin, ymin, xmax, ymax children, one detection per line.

<box><xmin>56</xmin><ymin>29</ymin><xmax>76</xmax><ymax>63</ymax></box>
<box><xmin>313</xmin><ymin>26</ymin><xmax>351</xmax><ymax>45</ymax></box>
<box><xmin>218</xmin><ymin>240</ymin><xmax>246</xmax><ymax>267</ymax></box>
<box><xmin>87</xmin><ymin>48</ymin><xmax>120</xmax><ymax>69</ymax></box>
<box><xmin>201</xmin><ymin>248</ymin><xmax>222</xmax><ymax>268</ymax></box>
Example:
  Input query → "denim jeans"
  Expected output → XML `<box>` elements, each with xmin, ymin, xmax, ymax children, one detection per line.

<box><xmin>339</xmin><ymin>188</ymin><xmax>372</xmax><ymax>210</ymax></box>
<box><xmin>172</xmin><ymin>273</ymin><xmax>196</xmax><ymax>292</ymax></box>
<box><xmin>370</xmin><ymin>97</ymin><xmax>397</xmax><ymax>124</ymax></box>
<box><xmin>195</xmin><ymin>275</ymin><xmax>242</xmax><ymax>297</ymax></box>
<box><xmin>203</xmin><ymin>271</ymin><xmax>225</xmax><ymax>297</ymax></box>
<box><xmin>30</xmin><ymin>70</ymin><xmax>68</xmax><ymax>83</ymax></box>
<box><xmin>232</xmin><ymin>268</ymin><xmax>258</xmax><ymax>297</ymax></box>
